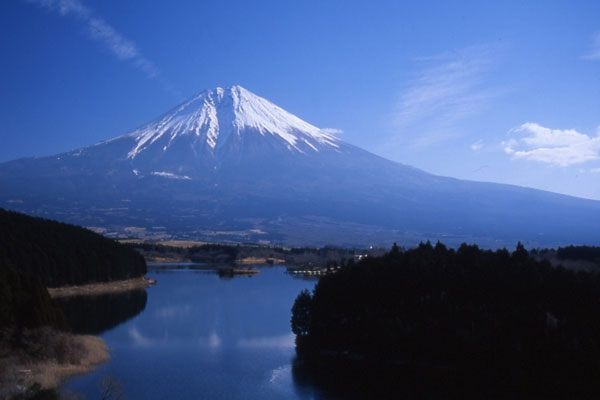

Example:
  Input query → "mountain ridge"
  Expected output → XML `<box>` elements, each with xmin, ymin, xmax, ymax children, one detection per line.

<box><xmin>0</xmin><ymin>85</ymin><xmax>598</xmax><ymax>247</ymax></box>
<box><xmin>121</xmin><ymin>85</ymin><xmax>341</xmax><ymax>163</ymax></box>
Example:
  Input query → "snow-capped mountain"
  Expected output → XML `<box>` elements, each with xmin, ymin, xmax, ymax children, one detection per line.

<box><xmin>126</xmin><ymin>85</ymin><xmax>340</xmax><ymax>160</ymax></box>
<box><xmin>64</xmin><ymin>85</ymin><xmax>350</xmax><ymax>179</ymax></box>
<box><xmin>1</xmin><ymin>86</ymin><xmax>598</xmax><ymax>247</ymax></box>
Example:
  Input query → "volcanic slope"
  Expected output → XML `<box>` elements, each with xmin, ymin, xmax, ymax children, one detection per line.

<box><xmin>1</xmin><ymin>85</ymin><xmax>598</xmax><ymax>247</ymax></box>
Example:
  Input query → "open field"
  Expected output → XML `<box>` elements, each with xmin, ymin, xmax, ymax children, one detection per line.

<box><xmin>120</xmin><ymin>239</ymin><xmax>210</xmax><ymax>248</ymax></box>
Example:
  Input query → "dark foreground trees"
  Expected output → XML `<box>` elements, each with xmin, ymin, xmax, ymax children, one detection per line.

<box><xmin>0</xmin><ymin>208</ymin><xmax>147</xmax><ymax>330</ymax></box>
<box><xmin>0</xmin><ymin>264</ymin><xmax>66</xmax><ymax>329</ymax></box>
<box><xmin>0</xmin><ymin>210</ymin><xmax>145</xmax><ymax>398</ymax></box>
<box><xmin>290</xmin><ymin>289</ymin><xmax>312</xmax><ymax>338</ymax></box>
<box><xmin>0</xmin><ymin>208</ymin><xmax>146</xmax><ymax>287</ymax></box>
<box><xmin>292</xmin><ymin>241</ymin><xmax>600</xmax><ymax>396</ymax></box>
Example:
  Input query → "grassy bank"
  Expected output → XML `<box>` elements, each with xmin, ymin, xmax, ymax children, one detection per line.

<box><xmin>47</xmin><ymin>276</ymin><xmax>156</xmax><ymax>299</ymax></box>
<box><xmin>0</xmin><ymin>328</ymin><xmax>109</xmax><ymax>398</ymax></box>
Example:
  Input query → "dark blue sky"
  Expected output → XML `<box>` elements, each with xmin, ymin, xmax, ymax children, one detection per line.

<box><xmin>1</xmin><ymin>0</ymin><xmax>599</xmax><ymax>199</ymax></box>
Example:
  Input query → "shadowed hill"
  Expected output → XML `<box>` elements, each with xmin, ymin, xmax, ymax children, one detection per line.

<box><xmin>0</xmin><ymin>208</ymin><xmax>146</xmax><ymax>288</ymax></box>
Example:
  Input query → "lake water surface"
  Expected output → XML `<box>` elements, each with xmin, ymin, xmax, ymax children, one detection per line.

<box><xmin>63</xmin><ymin>267</ymin><xmax>324</xmax><ymax>399</ymax></box>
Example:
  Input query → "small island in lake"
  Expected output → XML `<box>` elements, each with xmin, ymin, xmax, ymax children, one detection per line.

<box><xmin>217</xmin><ymin>267</ymin><xmax>261</xmax><ymax>279</ymax></box>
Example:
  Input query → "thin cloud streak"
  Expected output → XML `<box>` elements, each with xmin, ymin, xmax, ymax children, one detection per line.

<box><xmin>582</xmin><ymin>32</ymin><xmax>600</xmax><ymax>60</ymax></box>
<box><xmin>26</xmin><ymin>0</ymin><xmax>175</xmax><ymax>93</ymax></box>
<box><xmin>470</xmin><ymin>139</ymin><xmax>484</xmax><ymax>151</ymax></box>
<box><xmin>503</xmin><ymin>123</ymin><xmax>600</xmax><ymax>166</ymax></box>
<box><xmin>320</xmin><ymin>128</ymin><xmax>343</xmax><ymax>135</ymax></box>
<box><xmin>388</xmin><ymin>44</ymin><xmax>502</xmax><ymax>149</ymax></box>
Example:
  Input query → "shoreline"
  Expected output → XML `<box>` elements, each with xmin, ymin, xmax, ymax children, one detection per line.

<box><xmin>0</xmin><ymin>328</ymin><xmax>109</xmax><ymax>396</ymax></box>
<box><xmin>48</xmin><ymin>276</ymin><xmax>156</xmax><ymax>298</ymax></box>
<box><xmin>237</xmin><ymin>257</ymin><xmax>285</xmax><ymax>265</ymax></box>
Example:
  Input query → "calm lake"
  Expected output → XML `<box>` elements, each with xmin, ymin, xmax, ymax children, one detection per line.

<box><xmin>61</xmin><ymin>267</ymin><xmax>325</xmax><ymax>400</ymax></box>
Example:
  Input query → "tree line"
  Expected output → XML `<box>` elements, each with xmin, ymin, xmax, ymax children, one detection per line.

<box><xmin>555</xmin><ymin>245</ymin><xmax>600</xmax><ymax>263</ymax></box>
<box><xmin>0</xmin><ymin>208</ymin><xmax>146</xmax><ymax>287</ymax></box>
<box><xmin>0</xmin><ymin>208</ymin><xmax>146</xmax><ymax>330</ymax></box>
<box><xmin>292</xmin><ymin>241</ymin><xmax>600</xmax><ymax>395</ymax></box>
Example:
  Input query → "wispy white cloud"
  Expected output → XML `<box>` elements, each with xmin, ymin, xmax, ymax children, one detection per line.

<box><xmin>470</xmin><ymin>139</ymin><xmax>484</xmax><ymax>151</ymax></box>
<box><xmin>503</xmin><ymin>123</ymin><xmax>600</xmax><ymax>166</ymax></box>
<box><xmin>582</xmin><ymin>32</ymin><xmax>600</xmax><ymax>60</ymax></box>
<box><xmin>320</xmin><ymin>128</ymin><xmax>343</xmax><ymax>135</ymax></box>
<box><xmin>390</xmin><ymin>44</ymin><xmax>502</xmax><ymax>148</ymax></box>
<box><xmin>26</xmin><ymin>0</ymin><xmax>175</xmax><ymax>92</ymax></box>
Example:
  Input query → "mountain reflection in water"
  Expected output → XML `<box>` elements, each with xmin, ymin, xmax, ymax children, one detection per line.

<box><xmin>64</xmin><ymin>268</ymin><xmax>324</xmax><ymax>400</ymax></box>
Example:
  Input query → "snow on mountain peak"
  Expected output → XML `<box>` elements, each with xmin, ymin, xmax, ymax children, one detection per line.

<box><xmin>126</xmin><ymin>85</ymin><xmax>341</xmax><ymax>159</ymax></box>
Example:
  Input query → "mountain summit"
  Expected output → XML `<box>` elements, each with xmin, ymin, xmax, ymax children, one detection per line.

<box><xmin>126</xmin><ymin>85</ymin><xmax>340</xmax><ymax>161</ymax></box>
<box><xmin>1</xmin><ymin>86</ymin><xmax>598</xmax><ymax>247</ymax></box>
<box><xmin>84</xmin><ymin>85</ymin><xmax>347</xmax><ymax>178</ymax></box>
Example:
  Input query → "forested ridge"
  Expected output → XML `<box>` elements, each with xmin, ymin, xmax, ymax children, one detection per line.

<box><xmin>0</xmin><ymin>208</ymin><xmax>146</xmax><ymax>287</ymax></box>
<box><xmin>292</xmin><ymin>241</ymin><xmax>600</xmax><ymax>394</ymax></box>
<box><xmin>0</xmin><ymin>265</ymin><xmax>66</xmax><ymax>329</ymax></box>
<box><xmin>0</xmin><ymin>208</ymin><xmax>146</xmax><ymax>330</ymax></box>
<box><xmin>555</xmin><ymin>245</ymin><xmax>600</xmax><ymax>263</ymax></box>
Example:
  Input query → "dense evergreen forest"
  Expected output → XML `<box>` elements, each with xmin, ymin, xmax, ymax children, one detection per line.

<box><xmin>292</xmin><ymin>242</ymin><xmax>600</xmax><ymax>395</ymax></box>
<box><xmin>555</xmin><ymin>245</ymin><xmax>600</xmax><ymax>262</ymax></box>
<box><xmin>0</xmin><ymin>208</ymin><xmax>146</xmax><ymax>287</ymax></box>
<box><xmin>0</xmin><ymin>208</ymin><xmax>146</xmax><ymax>332</ymax></box>
<box><xmin>0</xmin><ymin>264</ymin><xmax>66</xmax><ymax>329</ymax></box>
